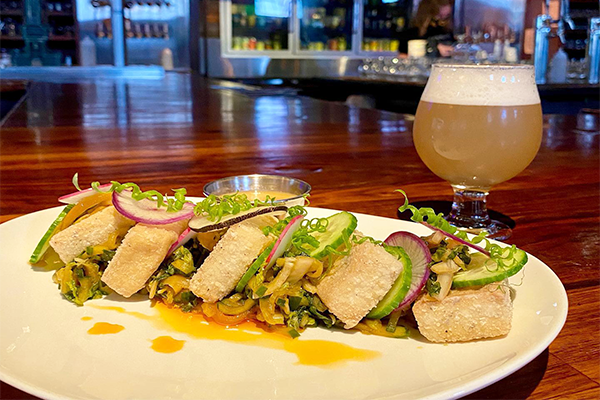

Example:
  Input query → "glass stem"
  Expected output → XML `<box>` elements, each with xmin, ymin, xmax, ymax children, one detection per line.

<box><xmin>446</xmin><ymin>187</ymin><xmax>491</xmax><ymax>229</ymax></box>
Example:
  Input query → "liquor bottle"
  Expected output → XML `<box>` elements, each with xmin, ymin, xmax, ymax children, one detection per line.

<box><xmin>96</xmin><ymin>21</ymin><xmax>105</xmax><ymax>38</ymax></box>
<box><xmin>125</xmin><ymin>18</ymin><xmax>133</xmax><ymax>38</ymax></box>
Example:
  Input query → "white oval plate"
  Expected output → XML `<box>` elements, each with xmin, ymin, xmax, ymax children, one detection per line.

<box><xmin>0</xmin><ymin>206</ymin><xmax>568</xmax><ymax>400</ymax></box>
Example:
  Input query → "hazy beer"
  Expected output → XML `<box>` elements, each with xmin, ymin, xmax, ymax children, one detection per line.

<box><xmin>413</xmin><ymin>65</ymin><xmax>542</xmax><ymax>190</ymax></box>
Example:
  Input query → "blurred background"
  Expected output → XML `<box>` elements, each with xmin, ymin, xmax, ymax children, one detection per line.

<box><xmin>0</xmin><ymin>0</ymin><xmax>598</xmax><ymax>117</ymax></box>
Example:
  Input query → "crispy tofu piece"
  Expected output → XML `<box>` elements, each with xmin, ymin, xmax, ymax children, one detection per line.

<box><xmin>101</xmin><ymin>220</ymin><xmax>187</xmax><ymax>298</ymax></box>
<box><xmin>49</xmin><ymin>206</ymin><xmax>135</xmax><ymax>264</ymax></box>
<box><xmin>317</xmin><ymin>241</ymin><xmax>404</xmax><ymax>329</ymax></box>
<box><xmin>190</xmin><ymin>221</ymin><xmax>273</xmax><ymax>303</ymax></box>
<box><xmin>412</xmin><ymin>282</ymin><xmax>512</xmax><ymax>343</ymax></box>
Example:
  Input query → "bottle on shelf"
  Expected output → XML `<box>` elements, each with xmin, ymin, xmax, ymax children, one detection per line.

<box><xmin>160</xmin><ymin>47</ymin><xmax>173</xmax><ymax>70</ymax></box>
<box><xmin>79</xmin><ymin>36</ymin><xmax>97</xmax><ymax>66</ymax></box>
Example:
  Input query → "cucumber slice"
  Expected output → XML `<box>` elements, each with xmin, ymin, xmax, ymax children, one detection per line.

<box><xmin>451</xmin><ymin>249</ymin><xmax>528</xmax><ymax>288</ymax></box>
<box><xmin>308</xmin><ymin>212</ymin><xmax>358</xmax><ymax>259</ymax></box>
<box><xmin>235</xmin><ymin>242</ymin><xmax>275</xmax><ymax>293</ymax></box>
<box><xmin>366</xmin><ymin>246</ymin><xmax>412</xmax><ymax>319</ymax></box>
<box><xmin>29</xmin><ymin>204</ymin><xmax>75</xmax><ymax>264</ymax></box>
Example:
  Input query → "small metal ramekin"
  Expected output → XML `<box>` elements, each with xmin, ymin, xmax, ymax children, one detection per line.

<box><xmin>203</xmin><ymin>174</ymin><xmax>311</xmax><ymax>207</ymax></box>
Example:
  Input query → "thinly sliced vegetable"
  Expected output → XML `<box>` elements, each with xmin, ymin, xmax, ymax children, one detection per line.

<box><xmin>421</xmin><ymin>222</ymin><xmax>490</xmax><ymax>256</ymax></box>
<box><xmin>383</xmin><ymin>231</ymin><xmax>432</xmax><ymax>310</ymax></box>
<box><xmin>286</xmin><ymin>256</ymin><xmax>320</xmax><ymax>284</ymax></box>
<box><xmin>432</xmin><ymin>272</ymin><xmax>454</xmax><ymax>301</ymax></box>
<box><xmin>366</xmin><ymin>246</ymin><xmax>412</xmax><ymax>319</ymax></box>
<box><xmin>167</xmin><ymin>246</ymin><xmax>196</xmax><ymax>276</ymax></box>
<box><xmin>452</xmin><ymin>248</ymin><xmax>528</xmax><ymax>288</ymax></box>
<box><xmin>354</xmin><ymin>319</ymin><xmax>409</xmax><ymax>338</ymax></box>
<box><xmin>261</xmin><ymin>257</ymin><xmax>296</xmax><ymax>297</ymax></box>
<box><xmin>112</xmin><ymin>190</ymin><xmax>194</xmax><ymax>225</ymax></box>
<box><xmin>308</xmin><ymin>212</ymin><xmax>357</xmax><ymax>259</ymax></box>
<box><xmin>52</xmin><ymin>260</ymin><xmax>108</xmax><ymax>306</ymax></box>
<box><xmin>58</xmin><ymin>184</ymin><xmax>112</xmax><ymax>204</ymax></box>
<box><xmin>235</xmin><ymin>242</ymin><xmax>275</xmax><ymax>293</ymax></box>
<box><xmin>264</xmin><ymin>215</ymin><xmax>304</xmax><ymax>269</ymax></box>
<box><xmin>60</xmin><ymin>192</ymin><xmax>112</xmax><ymax>229</ymax></box>
<box><xmin>167</xmin><ymin>228</ymin><xmax>197</xmax><ymax>256</ymax></box>
<box><xmin>29</xmin><ymin>204</ymin><xmax>75</xmax><ymax>264</ymax></box>
<box><xmin>218</xmin><ymin>297</ymin><xmax>256</xmax><ymax>315</ymax></box>
<box><xmin>189</xmin><ymin>206</ymin><xmax>288</xmax><ymax>232</ymax></box>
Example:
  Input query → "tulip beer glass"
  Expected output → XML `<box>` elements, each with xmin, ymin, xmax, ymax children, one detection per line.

<box><xmin>413</xmin><ymin>64</ymin><xmax>542</xmax><ymax>239</ymax></box>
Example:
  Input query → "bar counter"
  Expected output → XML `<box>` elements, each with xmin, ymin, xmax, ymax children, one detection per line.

<box><xmin>0</xmin><ymin>74</ymin><xmax>598</xmax><ymax>399</ymax></box>
<box><xmin>232</xmin><ymin>77</ymin><xmax>600</xmax><ymax>115</ymax></box>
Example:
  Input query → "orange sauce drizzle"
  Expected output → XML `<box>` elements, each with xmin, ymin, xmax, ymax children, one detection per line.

<box><xmin>81</xmin><ymin>316</ymin><xmax>93</xmax><ymax>321</ymax></box>
<box><xmin>151</xmin><ymin>336</ymin><xmax>185</xmax><ymax>353</ymax></box>
<box><xmin>87</xmin><ymin>322</ymin><xmax>125</xmax><ymax>335</ymax></box>
<box><xmin>89</xmin><ymin>303</ymin><xmax>380</xmax><ymax>368</ymax></box>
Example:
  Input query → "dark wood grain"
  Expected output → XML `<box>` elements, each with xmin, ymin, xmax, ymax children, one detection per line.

<box><xmin>0</xmin><ymin>74</ymin><xmax>598</xmax><ymax>400</ymax></box>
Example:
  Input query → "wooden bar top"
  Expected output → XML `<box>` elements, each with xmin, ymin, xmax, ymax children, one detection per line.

<box><xmin>0</xmin><ymin>73</ymin><xmax>598</xmax><ymax>399</ymax></box>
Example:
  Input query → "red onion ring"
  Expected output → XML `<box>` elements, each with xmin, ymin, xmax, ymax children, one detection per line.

<box><xmin>112</xmin><ymin>190</ymin><xmax>194</xmax><ymax>225</ymax></box>
<box><xmin>58</xmin><ymin>184</ymin><xmax>112</xmax><ymax>204</ymax></box>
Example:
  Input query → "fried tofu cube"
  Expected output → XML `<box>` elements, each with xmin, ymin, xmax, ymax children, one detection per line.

<box><xmin>412</xmin><ymin>282</ymin><xmax>512</xmax><ymax>343</ymax></box>
<box><xmin>317</xmin><ymin>241</ymin><xmax>404</xmax><ymax>329</ymax></box>
<box><xmin>101</xmin><ymin>220</ymin><xmax>187</xmax><ymax>298</ymax></box>
<box><xmin>189</xmin><ymin>221</ymin><xmax>272</xmax><ymax>303</ymax></box>
<box><xmin>50</xmin><ymin>206</ymin><xmax>135</xmax><ymax>264</ymax></box>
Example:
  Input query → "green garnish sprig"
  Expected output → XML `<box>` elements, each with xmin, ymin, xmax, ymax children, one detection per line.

<box><xmin>352</xmin><ymin>235</ymin><xmax>383</xmax><ymax>246</ymax></box>
<box><xmin>291</xmin><ymin>216</ymin><xmax>329</xmax><ymax>251</ymax></box>
<box><xmin>194</xmin><ymin>193</ymin><xmax>254</xmax><ymax>222</ymax></box>
<box><xmin>397</xmin><ymin>189</ymin><xmax>520</xmax><ymax>271</ymax></box>
<box><xmin>73</xmin><ymin>173</ymin><xmax>189</xmax><ymax>212</ymax></box>
<box><xmin>194</xmin><ymin>192</ymin><xmax>283</xmax><ymax>223</ymax></box>
<box><xmin>86</xmin><ymin>176</ymin><xmax>188</xmax><ymax>213</ymax></box>
<box><xmin>196</xmin><ymin>193</ymin><xmax>309</xmax><ymax>223</ymax></box>
<box><xmin>73</xmin><ymin>173</ymin><xmax>185</xmax><ymax>213</ymax></box>
<box><xmin>262</xmin><ymin>205</ymin><xmax>308</xmax><ymax>237</ymax></box>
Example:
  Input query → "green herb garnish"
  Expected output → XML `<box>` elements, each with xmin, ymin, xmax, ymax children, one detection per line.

<box><xmin>397</xmin><ymin>189</ymin><xmax>522</xmax><ymax>272</ymax></box>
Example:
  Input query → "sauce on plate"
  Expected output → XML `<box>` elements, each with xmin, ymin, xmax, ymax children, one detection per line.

<box><xmin>89</xmin><ymin>303</ymin><xmax>380</xmax><ymax>367</ymax></box>
<box><xmin>88</xmin><ymin>322</ymin><xmax>124</xmax><ymax>335</ymax></box>
<box><xmin>151</xmin><ymin>336</ymin><xmax>185</xmax><ymax>353</ymax></box>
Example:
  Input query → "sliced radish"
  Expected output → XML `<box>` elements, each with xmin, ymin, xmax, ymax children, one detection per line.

<box><xmin>264</xmin><ymin>215</ymin><xmax>304</xmax><ymax>268</ymax></box>
<box><xmin>112</xmin><ymin>190</ymin><xmax>194</xmax><ymax>225</ymax></box>
<box><xmin>189</xmin><ymin>206</ymin><xmax>288</xmax><ymax>233</ymax></box>
<box><xmin>58</xmin><ymin>183</ymin><xmax>113</xmax><ymax>204</ymax></box>
<box><xmin>421</xmin><ymin>222</ymin><xmax>490</xmax><ymax>256</ymax></box>
<box><xmin>384</xmin><ymin>231</ymin><xmax>432</xmax><ymax>310</ymax></box>
<box><xmin>167</xmin><ymin>227</ymin><xmax>197</xmax><ymax>256</ymax></box>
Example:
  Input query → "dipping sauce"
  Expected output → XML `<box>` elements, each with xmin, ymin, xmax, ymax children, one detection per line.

<box><xmin>226</xmin><ymin>190</ymin><xmax>298</xmax><ymax>202</ymax></box>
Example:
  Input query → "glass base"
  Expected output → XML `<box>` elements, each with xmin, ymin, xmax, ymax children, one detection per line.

<box><xmin>448</xmin><ymin>219</ymin><xmax>513</xmax><ymax>241</ymax></box>
<box><xmin>397</xmin><ymin>200</ymin><xmax>515</xmax><ymax>241</ymax></box>
<box><xmin>445</xmin><ymin>186</ymin><xmax>513</xmax><ymax>240</ymax></box>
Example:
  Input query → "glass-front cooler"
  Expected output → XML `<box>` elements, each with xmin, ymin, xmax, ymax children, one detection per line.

<box><xmin>296</xmin><ymin>0</ymin><xmax>356</xmax><ymax>55</ymax></box>
<box><xmin>219</xmin><ymin>0</ymin><xmax>415</xmax><ymax>59</ymax></box>
<box><xmin>222</xmin><ymin>0</ymin><xmax>292</xmax><ymax>56</ymax></box>
<box><xmin>361</xmin><ymin>0</ymin><xmax>413</xmax><ymax>54</ymax></box>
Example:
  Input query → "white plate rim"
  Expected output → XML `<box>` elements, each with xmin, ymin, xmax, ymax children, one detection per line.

<box><xmin>0</xmin><ymin>205</ymin><xmax>569</xmax><ymax>400</ymax></box>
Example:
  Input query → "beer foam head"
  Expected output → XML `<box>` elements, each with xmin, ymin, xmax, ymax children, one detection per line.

<box><xmin>421</xmin><ymin>64</ymin><xmax>540</xmax><ymax>106</ymax></box>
